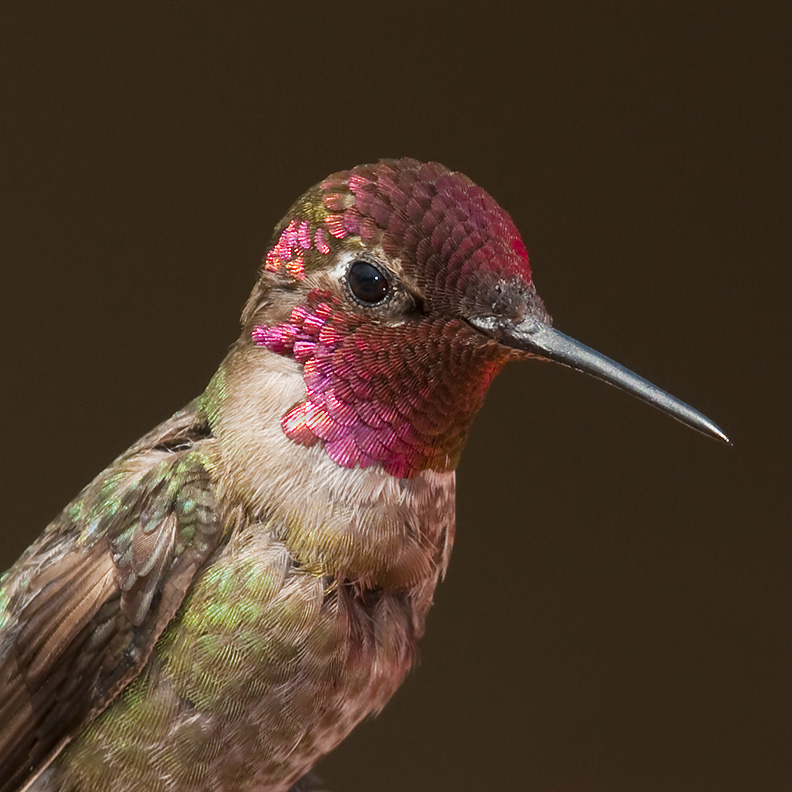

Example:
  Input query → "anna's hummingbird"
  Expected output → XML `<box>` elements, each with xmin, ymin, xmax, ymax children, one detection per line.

<box><xmin>0</xmin><ymin>159</ymin><xmax>728</xmax><ymax>792</ymax></box>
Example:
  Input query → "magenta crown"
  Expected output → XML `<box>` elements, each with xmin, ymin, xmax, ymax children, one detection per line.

<box><xmin>264</xmin><ymin>158</ymin><xmax>535</xmax><ymax>317</ymax></box>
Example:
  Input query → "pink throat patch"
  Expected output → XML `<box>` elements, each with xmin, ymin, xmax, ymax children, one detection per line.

<box><xmin>252</xmin><ymin>291</ymin><xmax>508</xmax><ymax>478</ymax></box>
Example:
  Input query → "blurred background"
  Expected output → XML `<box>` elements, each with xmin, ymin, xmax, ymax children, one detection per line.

<box><xmin>0</xmin><ymin>4</ymin><xmax>788</xmax><ymax>791</ymax></box>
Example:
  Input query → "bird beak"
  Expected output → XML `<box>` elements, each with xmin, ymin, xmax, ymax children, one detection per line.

<box><xmin>471</xmin><ymin>315</ymin><xmax>730</xmax><ymax>444</ymax></box>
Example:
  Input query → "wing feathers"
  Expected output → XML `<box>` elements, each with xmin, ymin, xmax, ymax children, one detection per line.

<box><xmin>0</xmin><ymin>446</ymin><xmax>224</xmax><ymax>792</ymax></box>
<box><xmin>18</xmin><ymin>550</ymin><xmax>116</xmax><ymax>682</ymax></box>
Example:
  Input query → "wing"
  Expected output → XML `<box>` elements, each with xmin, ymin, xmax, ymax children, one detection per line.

<box><xmin>0</xmin><ymin>411</ymin><xmax>224</xmax><ymax>792</ymax></box>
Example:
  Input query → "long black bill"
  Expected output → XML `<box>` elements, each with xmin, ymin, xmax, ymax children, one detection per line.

<box><xmin>476</xmin><ymin>316</ymin><xmax>730</xmax><ymax>444</ymax></box>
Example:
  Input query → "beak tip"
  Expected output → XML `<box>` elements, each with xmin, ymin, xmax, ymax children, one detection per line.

<box><xmin>715</xmin><ymin>427</ymin><xmax>733</xmax><ymax>446</ymax></box>
<box><xmin>678</xmin><ymin>413</ymin><xmax>731</xmax><ymax>446</ymax></box>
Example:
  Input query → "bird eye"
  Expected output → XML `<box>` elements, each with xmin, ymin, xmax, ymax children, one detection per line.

<box><xmin>347</xmin><ymin>260</ymin><xmax>390</xmax><ymax>304</ymax></box>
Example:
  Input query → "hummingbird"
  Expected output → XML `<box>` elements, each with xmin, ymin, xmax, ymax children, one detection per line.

<box><xmin>0</xmin><ymin>158</ymin><xmax>728</xmax><ymax>792</ymax></box>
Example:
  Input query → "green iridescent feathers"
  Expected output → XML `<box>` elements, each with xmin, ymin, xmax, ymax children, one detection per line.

<box><xmin>0</xmin><ymin>405</ymin><xmax>223</xmax><ymax>792</ymax></box>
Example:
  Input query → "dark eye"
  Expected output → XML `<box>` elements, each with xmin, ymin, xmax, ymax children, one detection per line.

<box><xmin>347</xmin><ymin>260</ymin><xmax>390</xmax><ymax>304</ymax></box>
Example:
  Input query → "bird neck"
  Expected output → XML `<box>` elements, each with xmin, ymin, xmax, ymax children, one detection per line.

<box><xmin>200</xmin><ymin>345</ymin><xmax>456</xmax><ymax>591</ymax></box>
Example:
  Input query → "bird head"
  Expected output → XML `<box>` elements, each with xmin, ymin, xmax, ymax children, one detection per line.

<box><xmin>240</xmin><ymin>158</ymin><xmax>727</xmax><ymax>479</ymax></box>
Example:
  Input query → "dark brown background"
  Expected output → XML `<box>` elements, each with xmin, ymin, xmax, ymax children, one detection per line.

<box><xmin>0</xmin><ymin>4</ymin><xmax>788</xmax><ymax>791</ymax></box>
